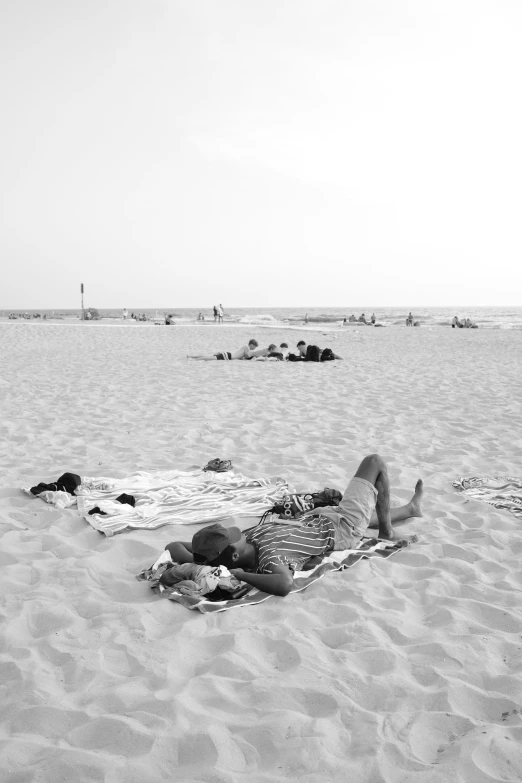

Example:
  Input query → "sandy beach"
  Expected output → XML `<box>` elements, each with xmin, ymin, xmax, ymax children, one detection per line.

<box><xmin>1</xmin><ymin>321</ymin><xmax>521</xmax><ymax>783</ymax></box>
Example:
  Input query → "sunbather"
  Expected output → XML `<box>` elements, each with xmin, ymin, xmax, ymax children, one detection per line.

<box><xmin>188</xmin><ymin>339</ymin><xmax>270</xmax><ymax>360</ymax></box>
<box><xmin>164</xmin><ymin>453</ymin><xmax>423</xmax><ymax>596</ymax></box>
<box><xmin>296</xmin><ymin>341</ymin><xmax>343</xmax><ymax>361</ymax></box>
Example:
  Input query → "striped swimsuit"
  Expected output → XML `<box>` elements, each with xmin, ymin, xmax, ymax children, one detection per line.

<box><xmin>245</xmin><ymin>517</ymin><xmax>336</xmax><ymax>573</ymax></box>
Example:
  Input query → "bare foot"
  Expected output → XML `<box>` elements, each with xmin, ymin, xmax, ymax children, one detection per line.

<box><xmin>408</xmin><ymin>479</ymin><xmax>424</xmax><ymax>518</ymax></box>
<box><xmin>379</xmin><ymin>532</ymin><xmax>419</xmax><ymax>545</ymax></box>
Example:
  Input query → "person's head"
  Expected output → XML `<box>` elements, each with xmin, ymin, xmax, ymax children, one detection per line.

<box><xmin>280</xmin><ymin>342</ymin><xmax>288</xmax><ymax>349</ymax></box>
<box><xmin>191</xmin><ymin>522</ymin><xmax>246</xmax><ymax>568</ymax></box>
<box><xmin>297</xmin><ymin>340</ymin><xmax>306</xmax><ymax>355</ymax></box>
<box><xmin>268</xmin><ymin>343</ymin><xmax>276</xmax><ymax>352</ymax></box>
<box><xmin>248</xmin><ymin>339</ymin><xmax>258</xmax><ymax>349</ymax></box>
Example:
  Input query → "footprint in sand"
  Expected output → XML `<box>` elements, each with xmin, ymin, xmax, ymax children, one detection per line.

<box><xmin>402</xmin><ymin>711</ymin><xmax>475</xmax><ymax>764</ymax></box>
<box><xmin>264</xmin><ymin>638</ymin><xmax>302</xmax><ymax>672</ymax></box>
<box><xmin>67</xmin><ymin>716</ymin><xmax>154</xmax><ymax>756</ymax></box>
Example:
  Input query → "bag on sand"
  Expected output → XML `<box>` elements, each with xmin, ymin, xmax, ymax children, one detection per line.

<box><xmin>262</xmin><ymin>487</ymin><xmax>343</xmax><ymax>521</ymax></box>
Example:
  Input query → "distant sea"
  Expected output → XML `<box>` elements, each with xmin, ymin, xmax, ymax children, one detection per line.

<box><xmin>2</xmin><ymin>306</ymin><xmax>522</xmax><ymax>329</ymax></box>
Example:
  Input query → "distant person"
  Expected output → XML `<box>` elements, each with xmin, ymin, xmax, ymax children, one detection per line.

<box><xmin>349</xmin><ymin>314</ymin><xmax>357</xmax><ymax>322</ymax></box>
<box><xmin>197</xmin><ymin>312</ymin><xmax>203</xmax><ymax>321</ymax></box>
<box><xmin>358</xmin><ymin>313</ymin><xmax>367</xmax><ymax>324</ymax></box>
<box><xmin>452</xmin><ymin>316</ymin><xmax>463</xmax><ymax>329</ymax></box>
<box><xmin>371</xmin><ymin>313</ymin><xmax>376</xmax><ymax>324</ymax></box>
<box><xmin>406</xmin><ymin>312</ymin><xmax>414</xmax><ymax>327</ymax></box>
<box><xmin>188</xmin><ymin>339</ymin><xmax>270</xmax><ymax>361</ymax></box>
<box><xmin>217</xmin><ymin>304</ymin><xmax>224</xmax><ymax>323</ymax></box>
<box><xmin>266</xmin><ymin>344</ymin><xmax>284</xmax><ymax>360</ymax></box>
<box><xmin>123</xmin><ymin>308</ymin><xmax>128</xmax><ymax>320</ymax></box>
<box><xmin>295</xmin><ymin>340</ymin><xmax>343</xmax><ymax>361</ymax></box>
<box><xmin>165</xmin><ymin>314</ymin><xmax>175</xmax><ymax>325</ymax></box>
<box><xmin>304</xmin><ymin>313</ymin><xmax>309</xmax><ymax>323</ymax></box>
<box><xmin>279</xmin><ymin>342</ymin><xmax>289</xmax><ymax>358</ymax></box>
<box><xmin>213</xmin><ymin>306</ymin><xmax>218</xmax><ymax>322</ymax></box>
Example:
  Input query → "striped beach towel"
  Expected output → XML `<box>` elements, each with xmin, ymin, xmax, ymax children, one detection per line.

<box><xmin>453</xmin><ymin>476</ymin><xmax>522</xmax><ymax>519</ymax></box>
<box><xmin>24</xmin><ymin>468</ymin><xmax>288</xmax><ymax>536</ymax></box>
<box><xmin>137</xmin><ymin>538</ymin><xmax>408</xmax><ymax>613</ymax></box>
<box><xmin>76</xmin><ymin>469</ymin><xmax>288</xmax><ymax>536</ymax></box>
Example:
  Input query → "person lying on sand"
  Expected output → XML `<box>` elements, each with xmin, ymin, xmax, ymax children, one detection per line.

<box><xmin>163</xmin><ymin>453</ymin><xmax>423</xmax><ymax>596</ymax></box>
<box><xmin>188</xmin><ymin>339</ymin><xmax>270</xmax><ymax>360</ymax></box>
<box><xmin>296</xmin><ymin>340</ymin><xmax>343</xmax><ymax>361</ymax></box>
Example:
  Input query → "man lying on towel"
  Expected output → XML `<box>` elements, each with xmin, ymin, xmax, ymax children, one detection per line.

<box><xmin>164</xmin><ymin>454</ymin><xmax>423</xmax><ymax>597</ymax></box>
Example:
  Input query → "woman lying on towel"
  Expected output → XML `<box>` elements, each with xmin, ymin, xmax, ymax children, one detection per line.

<box><xmin>163</xmin><ymin>453</ymin><xmax>423</xmax><ymax>596</ymax></box>
<box><xmin>188</xmin><ymin>339</ymin><xmax>271</xmax><ymax>360</ymax></box>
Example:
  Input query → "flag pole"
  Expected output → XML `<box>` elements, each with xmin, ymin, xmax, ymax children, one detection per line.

<box><xmin>81</xmin><ymin>283</ymin><xmax>84</xmax><ymax>320</ymax></box>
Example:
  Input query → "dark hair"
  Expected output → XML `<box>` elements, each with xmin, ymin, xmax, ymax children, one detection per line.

<box><xmin>297</xmin><ymin>340</ymin><xmax>306</xmax><ymax>347</ymax></box>
<box><xmin>268</xmin><ymin>344</ymin><xmax>276</xmax><ymax>351</ymax></box>
<box><xmin>248</xmin><ymin>339</ymin><xmax>258</xmax><ymax>348</ymax></box>
<box><xmin>280</xmin><ymin>343</ymin><xmax>288</xmax><ymax>348</ymax></box>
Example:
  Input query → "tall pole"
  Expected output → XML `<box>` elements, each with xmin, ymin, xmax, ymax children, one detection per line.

<box><xmin>81</xmin><ymin>283</ymin><xmax>84</xmax><ymax>320</ymax></box>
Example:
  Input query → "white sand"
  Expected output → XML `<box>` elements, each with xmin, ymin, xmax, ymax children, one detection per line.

<box><xmin>1</xmin><ymin>321</ymin><xmax>521</xmax><ymax>782</ymax></box>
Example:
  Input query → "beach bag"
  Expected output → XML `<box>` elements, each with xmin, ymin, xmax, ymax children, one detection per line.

<box><xmin>305</xmin><ymin>345</ymin><xmax>321</xmax><ymax>362</ymax></box>
<box><xmin>262</xmin><ymin>488</ymin><xmax>343</xmax><ymax>522</ymax></box>
<box><xmin>287</xmin><ymin>353</ymin><xmax>305</xmax><ymax>362</ymax></box>
<box><xmin>320</xmin><ymin>348</ymin><xmax>335</xmax><ymax>362</ymax></box>
<box><xmin>277</xmin><ymin>493</ymin><xmax>315</xmax><ymax>519</ymax></box>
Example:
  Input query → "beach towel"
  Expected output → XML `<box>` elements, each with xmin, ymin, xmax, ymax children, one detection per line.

<box><xmin>453</xmin><ymin>476</ymin><xmax>522</xmax><ymax>519</ymax></box>
<box><xmin>136</xmin><ymin>538</ymin><xmax>408</xmax><ymax>613</ymax></box>
<box><xmin>23</xmin><ymin>468</ymin><xmax>289</xmax><ymax>536</ymax></box>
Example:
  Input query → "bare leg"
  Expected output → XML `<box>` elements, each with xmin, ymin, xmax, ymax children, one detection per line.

<box><xmin>367</xmin><ymin>479</ymin><xmax>424</xmax><ymax>528</ymax></box>
<box><xmin>187</xmin><ymin>355</ymin><xmax>219</xmax><ymax>360</ymax></box>
<box><xmin>353</xmin><ymin>454</ymin><xmax>421</xmax><ymax>541</ymax></box>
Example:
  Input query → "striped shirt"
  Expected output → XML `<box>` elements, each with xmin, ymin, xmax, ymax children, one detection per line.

<box><xmin>245</xmin><ymin>516</ymin><xmax>336</xmax><ymax>573</ymax></box>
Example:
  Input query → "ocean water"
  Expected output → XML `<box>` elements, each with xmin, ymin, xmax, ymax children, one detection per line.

<box><xmin>2</xmin><ymin>306</ymin><xmax>522</xmax><ymax>329</ymax></box>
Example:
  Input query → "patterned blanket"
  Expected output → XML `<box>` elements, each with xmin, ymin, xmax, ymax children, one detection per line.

<box><xmin>137</xmin><ymin>538</ymin><xmax>408</xmax><ymax>613</ymax></box>
<box><xmin>453</xmin><ymin>476</ymin><xmax>522</xmax><ymax>519</ymax></box>
<box><xmin>24</xmin><ymin>469</ymin><xmax>289</xmax><ymax>536</ymax></box>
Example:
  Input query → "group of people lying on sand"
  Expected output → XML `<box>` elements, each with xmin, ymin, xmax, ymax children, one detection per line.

<box><xmin>188</xmin><ymin>339</ymin><xmax>343</xmax><ymax>362</ymax></box>
<box><xmin>162</xmin><ymin>453</ymin><xmax>423</xmax><ymax>596</ymax></box>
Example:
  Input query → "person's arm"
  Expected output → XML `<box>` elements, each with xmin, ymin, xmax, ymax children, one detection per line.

<box><xmin>333</xmin><ymin>353</ymin><xmax>343</xmax><ymax>360</ymax></box>
<box><xmin>230</xmin><ymin>562</ymin><xmax>294</xmax><ymax>596</ymax></box>
<box><xmin>165</xmin><ymin>541</ymin><xmax>194</xmax><ymax>563</ymax></box>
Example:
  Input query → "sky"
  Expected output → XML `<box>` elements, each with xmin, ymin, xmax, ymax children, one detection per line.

<box><xmin>1</xmin><ymin>0</ymin><xmax>521</xmax><ymax>309</ymax></box>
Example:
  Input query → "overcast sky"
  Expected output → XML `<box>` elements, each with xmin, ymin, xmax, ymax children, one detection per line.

<box><xmin>1</xmin><ymin>0</ymin><xmax>521</xmax><ymax>309</ymax></box>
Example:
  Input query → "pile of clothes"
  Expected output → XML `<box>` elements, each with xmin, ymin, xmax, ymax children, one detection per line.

<box><xmin>136</xmin><ymin>550</ymin><xmax>242</xmax><ymax>600</ymax></box>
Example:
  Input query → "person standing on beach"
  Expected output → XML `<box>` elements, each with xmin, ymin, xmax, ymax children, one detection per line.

<box><xmin>213</xmin><ymin>306</ymin><xmax>218</xmax><ymax>322</ymax></box>
<box><xmin>218</xmin><ymin>304</ymin><xmax>224</xmax><ymax>323</ymax></box>
<box><xmin>371</xmin><ymin>313</ymin><xmax>376</xmax><ymax>324</ymax></box>
<box><xmin>162</xmin><ymin>453</ymin><xmax>423</xmax><ymax>596</ymax></box>
<box><xmin>123</xmin><ymin>308</ymin><xmax>128</xmax><ymax>320</ymax></box>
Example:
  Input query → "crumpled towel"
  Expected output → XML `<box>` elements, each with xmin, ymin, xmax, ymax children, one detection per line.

<box><xmin>137</xmin><ymin>550</ymin><xmax>241</xmax><ymax>599</ymax></box>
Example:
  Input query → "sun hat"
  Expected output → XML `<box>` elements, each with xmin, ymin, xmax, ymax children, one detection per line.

<box><xmin>192</xmin><ymin>523</ymin><xmax>242</xmax><ymax>563</ymax></box>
